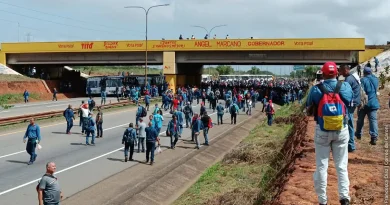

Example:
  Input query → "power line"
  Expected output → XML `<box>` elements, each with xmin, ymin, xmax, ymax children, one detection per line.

<box><xmin>0</xmin><ymin>9</ymin><xmax>142</xmax><ymax>37</ymax></box>
<box><xmin>0</xmin><ymin>1</ymin><xmax>143</xmax><ymax>34</ymax></box>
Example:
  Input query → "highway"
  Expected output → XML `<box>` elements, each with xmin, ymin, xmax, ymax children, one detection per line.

<box><xmin>0</xmin><ymin>97</ymin><xmax>120</xmax><ymax>119</ymax></box>
<box><xmin>0</xmin><ymin>101</ymin><xmax>252</xmax><ymax>205</ymax></box>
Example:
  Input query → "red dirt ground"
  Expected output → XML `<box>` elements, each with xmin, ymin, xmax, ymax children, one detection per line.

<box><xmin>277</xmin><ymin>89</ymin><xmax>388</xmax><ymax>204</ymax></box>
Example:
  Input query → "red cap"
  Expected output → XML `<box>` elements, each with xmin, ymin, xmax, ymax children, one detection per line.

<box><xmin>321</xmin><ymin>62</ymin><xmax>338</xmax><ymax>76</ymax></box>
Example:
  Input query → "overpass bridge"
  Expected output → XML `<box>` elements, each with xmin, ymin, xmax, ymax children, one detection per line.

<box><xmin>0</xmin><ymin>38</ymin><xmax>365</xmax><ymax>89</ymax></box>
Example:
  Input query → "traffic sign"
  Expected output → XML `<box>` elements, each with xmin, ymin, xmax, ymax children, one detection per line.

<box><xmin>293</xmin><ymin>65</ymin><xmax>305</xmax><ymax>70</ymax></box>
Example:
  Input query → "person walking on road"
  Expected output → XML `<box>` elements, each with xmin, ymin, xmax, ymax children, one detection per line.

<box><xmin>122</xmin><ymin>123</ymin><xmax>137</xmax><ymax>162</ymax></box>
<box><xmin>201</xmin><ymin>111</ymin><xmax>211</xmax><ymax>146</ymax></box>
<box><xmin>355</xmin><ymin>67</ymin><xmax>380</xmax><ymax>145</ymax></box>
<box><xmin>229</xmin><ymin>102</ymin><xmax>239</xmax><ymax>125</ymax></box>
<box><xmin>144</xmin><ymin>93</ymin><xmax>151</xmax><ymax>111</ymax></box>
<box><xmin>174</xmin><ymin>108</ymin><xmax>184</xmax><ymax>136</ymax></box>
<box><xmin>306</xmin><ymin>61</ymin><xmax>352</xmax><ymax>205</ymax></box>
<box><xmin>145</xmin><ymin>122</ymin><xmax>158</xmax><ymax>165</ymax></box>
<box><xmin>191</xmin><ymin>113</ymin><xmax>202</xmax><ymax>149</ymax></box>
<box><xmin>183</xmin><ymin>102</ymin><xmax>194</xmax><ymax>128</ymax></box>
<box><xmin>136</xmin><ymin>118</ymin><xmax>146</xmax><ymax>153</ymax></box>
<box><xmin>23</xmin><ymin>118</ymin><xmax>41</xmax><ymax>165</ymax></box>
<box><xmin>96</xmin><ymin>106</ymin><xmax>103</xmax><ymax>138</ymax></box>
<box><xmin>88</xmin><ymin>97</ymin><xmax>95</xmax><ymax>112</ymax></box>
<box><xmin>52</xmin><ymin>88</ymin><xmax>58</xmax><ymax>101</ymax></box>
<box><xmin>153</xmin><ymin>110</ymin><xmax>164</xmax><ymax>134</ymax></box>
<box><xmin>339</xmin><ymin>64</ymin><xmax>361</xmax><ymax>152</ymax></box>
<box><xmin>63</xmin><ymin>105</ymin><xmax>75</xmax><ymax>134</ymax></box>
<box><xmin>37</xmin><ymin>162</ymin><xmax>63</xmax><ymax>205</ymax></box>
<box><xmin>167</xmin><ymin>115</ymin><xmax>181</xmax><ymax>149</ymax></box>
<box><xmin>85</xmin><ymin>113</ymin><xmax>96</xmax><ymax>145</ymax></box>
<box><xmin>216</xmin><ymin>102</ymin><xmax>224</xmax><ymax>125</ymax></box>
<box><xmin>136</xmin><ymin>104</ymin><xmax>145</xmax><ymax>127</ymax></box>
<box><xmin>246</xmin><ymin>99</ymin><xmax>252</xmax><ymax>115</ymax></box>
<box><xmin>23</xmin><ymin>89</ymin><xmax>29</xmax><ymax>103</ymax></box>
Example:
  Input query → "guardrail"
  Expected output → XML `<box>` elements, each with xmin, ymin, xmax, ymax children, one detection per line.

<box><xmin>0</xmin><ymin>100</ymin><xmax>143</xmax><ymax>126</ymax></box>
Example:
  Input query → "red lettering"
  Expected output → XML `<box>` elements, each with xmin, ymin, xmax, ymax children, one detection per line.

<box><xmin>247</xmin><ymin>41</ymin><xmax>285</xmax><ymax>47</ymax></box>
<box><xmin>58</xmin><ymin>44</ymin><xmax>74</xmax><ymax>49</ymax></box>
<box><xmin>81</xmin><ymin>42</ymin><xmax>94</xmax><ymax>49</ymax></box>
<box><xmin>104</xmin><ymin>41</ymin><xmax>118</xmax><ymax>49</ymax></box>
<box><xmin>194</xmin><ymin>41</ymin><xmax>211</xmax><ymax>47</ymax></box>
<box><xmin>126</xmin><ymin>43</ymin><xmax>143</xmax><ymax>48</ymax></box>
<box><xmin>294</xmin><ymin>41</ymin><xmax>313</xmax><ymax>46</ymax></box>
<box><xmin>216</xmin><ymin>41</ymin><xmax>241</xmax><ymax>47</ymax></box>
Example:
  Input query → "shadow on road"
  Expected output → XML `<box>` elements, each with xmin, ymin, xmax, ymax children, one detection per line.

<box><xmin>70</xmin><ymin>143</ymin><xmax>84</xmax><ymax>146</ymax></box>
<box><xmin>175</xmin><ymin>145</ymin><xmax>195</xmax><ymax>150</ymax></box>
<box><xmin>52</xmin><ymin>132</ymin><xmax>67</xmax><ymax>135</ymax></box>
<box><xmin>7</xmin><ymin>160</ymin><xmax>28</xmax><ymax>165</ymax></box>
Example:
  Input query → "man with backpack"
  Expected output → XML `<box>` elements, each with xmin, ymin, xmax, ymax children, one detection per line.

<box><xmin>339</xmin><ymin>64</ymin><xmax>361</xmax><ymax>152</ymax></box>
<box><xmin>85</xmin><ymin>113</ymin><xmax>96</xmax><ymax>145</ymax></box>
<box><xmin>355</xmin><ymin>67</ymin><xmax>380</xmax><ymax>146</ymax></box>
<box><xmin>201</xmin><ymin>111</ymin><xmax>212</xmax><ymax>146</ymax></box>
<box><xmin>229</xmin><ymin>102</ymin><xmax>239</xmax><ymax>125</ymax></box>
<box><xmin>183</xmin><ymin>102</ymin><xmax>194</xmax><ymax>128</ymax></box>
<box><xmin>216</xmin><ymin>102</ymin><xmax>224</xmax><ymax>125</ymax></box>
<box><xmin>306</xmin><ymin>62</ymin><xmax>352</xmax><ymax>205</ymax></box>
<box><xmin>136</xmin><ymin>104</ymin><xmax>146</xmax><ymax>126</ymax></box>
<box><xmin>63</xmin><ymin>104</ymin><xmax>75</xmax><ymax>134</ymax></box>
<box><xmin>122</xmin><ymin>123</ymin><xmax>137</xmax><ymax>162</ymax></box>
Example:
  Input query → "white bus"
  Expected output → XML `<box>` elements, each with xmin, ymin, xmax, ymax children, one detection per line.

<box><xmin>86</xmin><ymin>76</ymin><xmax>123</xmax><ymax>95</ymax></box>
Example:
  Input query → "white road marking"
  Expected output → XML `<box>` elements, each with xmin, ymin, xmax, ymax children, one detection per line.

<box><xmin>0</xmin><ymin>151</ymin><xmax>25</xmax><ymax>159</ymax></box>
<box><xmin>13</xmin><ymin>99</ymin><xmax>83</xmax><ymax>108</ymax></box>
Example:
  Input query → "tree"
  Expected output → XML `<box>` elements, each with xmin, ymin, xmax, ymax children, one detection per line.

<box><xmin>248</xmin><ymin>66</ymin><xmax>261</xmax><ymax>74</ymax></box>
<box><xmin>215</xmin><ymin>65</ymin><xmax>234</xmax><ymax>75</ymax></box>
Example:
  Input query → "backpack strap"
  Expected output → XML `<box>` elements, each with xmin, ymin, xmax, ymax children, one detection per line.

<box><xmin>334</xmin><ymin>81</ymin><xmax>343</xmax><ymax>94</ymax></box>
<box><xmin>317</xmin><ymin>83</ymin><xmax>329</xmax><ymax>95</ymax></box>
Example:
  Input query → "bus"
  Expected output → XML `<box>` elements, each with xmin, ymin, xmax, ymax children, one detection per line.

<box><xmin>122</xmin><ymin>74</ymin><xmax>165</xmax><ymax>88</ymax></box>
<box><xmin>86</xmin><ymin>76</ymin><xmax>123</xmax><ymax>96</ymax></box>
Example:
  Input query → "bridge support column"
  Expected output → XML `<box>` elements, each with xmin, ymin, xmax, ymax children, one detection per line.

<box><xmin>176</xmin><ymin>63</ymin><xmax>203</xmax><ymax>88</ymax></box>
<box><xmin>0</xmin><ymin>52</ymin><xmax>5</xmax><ymax>65</ymax></box>
<box><xmin>163</xmin><ymin>51</ymin><xmax>177</xmax><ymax>93</ymax></box>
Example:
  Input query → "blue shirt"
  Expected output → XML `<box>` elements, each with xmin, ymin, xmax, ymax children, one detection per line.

<box><xmin>216</xmin><ymin>104</ymin><xmax>224</xmax><ymax>115</ymax></box>
<box><xmin>122</xmin><ymin>128</ymin><xmax>136</xmax><ymax>143</ymax></box>
<box><xmin>145</xmin><ymin>127</ymin><xmax>158</xmax><ymax>142</ymax></box>
<box><xmin>144</xmin><ymin>95</ymin><xmax>151</xmax><ymax>104</ymax></box>
<box><xmin>64</xmin><ymin>108</ymin><xmax>74</xmax><ymax>120</ymax></box>
<box><xmin>361</xmin><ymin>74</ymin><xmax>380</xmax><ymax>109</ymax></box>
<box><xmin>153</xmin><ymin>114</ymin><xmax>164</xmax><ymax>128</ymax></box>
<box><xmin>23</xmin><ymin>91</ymin><xmax>29</xmax><ymax>98</ymax></box>
<box><xmin>167</xmin><ymin>120</ymin><xmax>181</xmax><ymax>135</ymax></box>
<box><xmin>191</xmin><ymin>119</ymin><xmax>202</xmax><ymax>133</ymax></box>
<box><xmin>175</xmin><ymin>111</ymin><xmax>184</xmax><ymax>125</ymax></box>
<box><xmin>136</xmin><ymin>106</ymin><xmax>143</xmax><ymax>117</ymax></box>
<box><xmin>24</xmin><ymin>124</ymin><xmax>42</xmax><ymax>141</ymax></box>
<box><xmin>344</xmin><ymin>74</ymin><xmax>361</xmax><ymax>106</ymax></box>
<box><xmin>306</xmin><ymin>79</ymin><xmax>352</xmax><ymax>124</ymax></box>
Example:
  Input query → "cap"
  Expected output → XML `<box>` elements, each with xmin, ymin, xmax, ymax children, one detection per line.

<box><xmin>321</xmin><ymin>62</ymin><xmax>338</xmax><ymax>76</ymax></box>
<box><xmin>363</xmin><ymin>67</ymin><xmax>372</xmax><ymax>74</ymax></box>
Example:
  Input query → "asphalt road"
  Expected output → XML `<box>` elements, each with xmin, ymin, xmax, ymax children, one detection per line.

<box><xmin>0</xmin><ymin>100</ymin><xmax>254</xmax><ymax>205</ymax></box>
<box><xmin>0</xmin><ymin>97</ymin><xmax>119</xmax><ymax>119</ymax></box>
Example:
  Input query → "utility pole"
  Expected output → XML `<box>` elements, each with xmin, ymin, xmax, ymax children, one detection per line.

<box><xmin>26</xmin><ymin>33</ymin><xmax>32</xmax><ymax>42</ymax></box>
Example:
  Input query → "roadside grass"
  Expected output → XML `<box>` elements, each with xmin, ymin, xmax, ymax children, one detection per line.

<box><xmin>0</xmin><ymin>99</ymin><xmax>161</xmax><ymax>133</ymax></box>
<box><xmin>73</xmin><ymin>66</ymin><xmax>162</xmax><ymax>76</ymax></box>
<box><xmin>0</xmin><ymin>74</ymin><xmax>38</xmax><ymax>82</ymax></box>
<box><xmin>173</xmin><ymin>103</ymin><xmax>300</xmax><ymax>205</ymax></box>
<box><xmin>0</xmin><ymin>93</ymin><xmax>41</xmax><ymax>108</ymax></box>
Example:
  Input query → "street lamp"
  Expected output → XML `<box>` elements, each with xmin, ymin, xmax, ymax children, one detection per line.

<box><xmin>124</xmin><ymin>4</ymin><xmax>170</xmax><ymax>87</ymax></box>
<box><xmin>191</xmin><ymin>24</ymin><xmax>227</xmax><ymax>39</ymax></box>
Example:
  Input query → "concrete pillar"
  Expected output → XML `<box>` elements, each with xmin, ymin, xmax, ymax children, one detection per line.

<box><xmin>0</xmin><ymin>52</ymin><xmax>6</xmax><ymax>65</ymax></box>
<box><xmin>163</xmin><ymin>51</ymin><xmax>177</xmax><ymax>93</ymax></box>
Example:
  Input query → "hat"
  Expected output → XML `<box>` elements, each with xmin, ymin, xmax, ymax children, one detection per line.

<box><xmin>363</xmin><ymin>67</ymin><xmax>372</xmax><ymax>74</ymax></box>
<box><xmin>321</xmin><ymin>62</ymin><xmax>338</xmax><ymax>76</ymax></box>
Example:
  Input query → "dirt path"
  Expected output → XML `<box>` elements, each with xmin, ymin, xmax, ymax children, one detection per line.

<box><xmin>277</xmin><ymin>89</ymin><xmax>389</xmax><ymax>204</ymax></box>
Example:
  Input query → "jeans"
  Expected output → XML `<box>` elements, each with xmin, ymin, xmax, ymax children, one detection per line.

<box><xmin>231</xmin><ymin>113</ymin><xmax>237</xmax><ymax>124</ymax></box>
<box><xmin>203</xmin><ymin>127</ymin><xmax>209</xmax><ymax>145</ymax></box>
<box><xmin>86</xmin><ymin>130</ymin><xmax>95</xmax><ymax>144</ymax></box>
<box><xmin>124</xmin><ymin>140</ymin><xmax>135</xmax><ymax>159</ymax></box>
<box><xmin>79</xmin><ymin>116</ymin><xmax>83</xmax><ymax>126</ymax></box>
<box><xmin>355</xmin><ymin>107</ymin><xmax>378</xmax><ymax>140</ymax></box>
<box><xmin>217</xmin><ymin>114</ymin><xmax>223</xmax><ymax>124</ymax></box>
<box><xmin>185</xmin><ymin>116</ymin><xmax>191</xmax><ymax>127</ymax></box>
<box><xmin>347</xmin><ymin>106</ymin><xmax>356</xmax><ymax>151</ymax></box>
<box><xmin>138</xmin><ymin>137</ymin><xmax>145</xmax><ymax>152</ymax></box>
<box><xmin>97</xmin><ymin>122</ymin><xmax>103</xmax><ymax>137</ymax></box>
<box><xmin>81</xmin><ymin>117</ymin><xmax>88</xmax><ymax>133</ymax></box>
<box><xmin>267</xmin><ymin>114</ymin><xmax>273</xmax><ymax>126</ymax></box>
<box><xmin>66</xmin><ymin>119</ymin><xmax>73</xmax><ymax>133</ymax></box>
<box><xmin>146</xmin><ymin>141</ymin><xmax>155</xmax><ymax>162</ymax></box>
<box><xmin>52</xmin><ymin>94</ymin><xmax>57</xmax><ymax>101</ymax></box>
<box><xmin>194</xmin><ymin>132</ymin><xmax>200</xmax><ymax>148</ymax></box>
<box><xmin>136</xmin><ymin>116</ymin><xmax>140</xmax><ymax>126</ymax></box>
<box><xmin>26</xmin><ymin>138</ymin><xmax>37</xmax><ymax>162</ymax></box>
<box><xmin>246</xmin><ymin>106</ymin><xmax>252</xmax><ymax>115</ymax></box>
<box><xmin>170</xmin><ymin>133</ymin><xmax>179</xmax><ymax>148</ymax></box>
<box><xmin>146</xmin><ymin>103</ymin><xmax>149</xmax><ymax>111</ymax></box>
<box><xmin>24</xmin><ymin>97</ymin><xmax>29</xmax><ymax>103</ymax></box>
<box><xmin>313</xmin><ymin>125</ymin><xmax>350</xmax><ymax>204</ymax></box>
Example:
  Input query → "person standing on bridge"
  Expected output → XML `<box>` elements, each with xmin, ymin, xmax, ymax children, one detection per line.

<box><xmin>23</xmin><ymin>118</ymin><xmax>41</xmax><ymax>165</ymax></box>
<box><xmin>63</xmin><ymin>105</ymin><xmax>75</xmax><ymax>134</ymax></box>
<box><xmin>37</xmin><ymin>162</ymin><xmax>63</xmax><ymax>205</ymax></box>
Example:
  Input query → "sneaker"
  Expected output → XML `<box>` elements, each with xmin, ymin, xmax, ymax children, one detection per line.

<box><xmin>150</xmin><ymin>161</ymin><xmax>154</xmax><ymax>166</ymax></box>
<box><xmin>28</xmin><ymin>161</ymin><xmax>33</xmax><ymax>165</ymax></box>
<box><xmin>340</xmin><ymin>198</ymin><xmax>350</xmax><ymax>205</ymax></box>
<box><xmin>129</xmin><ymin>158</ymin><xmax>134</xmax><ymax>161</ymax></box>
<box><xmin>370</xmin><ymin>139</ymin><xmax>377</xmax><ymax>145</ymax></box>
<box><xmin>86</xmin><ymin>143</ymin><xmax>90</xmax><ymax>145</ymax></box>
<box><xmin>125</xmin><ymin>157</ymin><xmax>128</xmax><ymax>162</ymax></box>
<box><xmin>145</xmin><ymin>160</ymin><xmax>149</xmax><ymax>164</ymax></box>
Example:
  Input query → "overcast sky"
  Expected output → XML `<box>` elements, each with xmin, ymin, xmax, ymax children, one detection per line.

<box><xmin>0</xmin><ymin>0</ymin><xmax>389</xmax><ymax>73</ymax></box>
